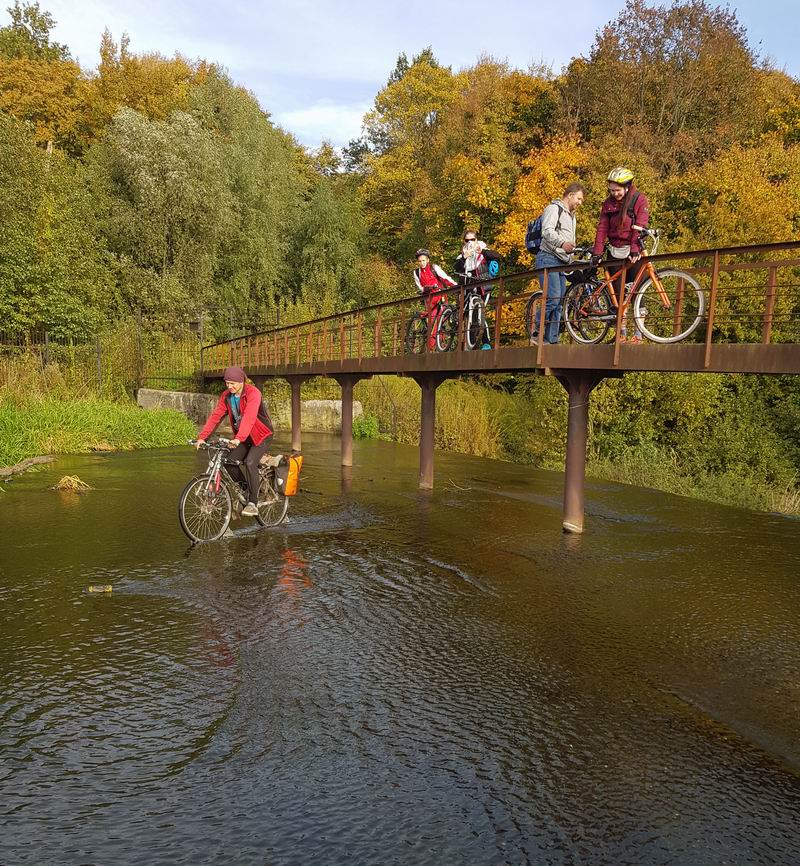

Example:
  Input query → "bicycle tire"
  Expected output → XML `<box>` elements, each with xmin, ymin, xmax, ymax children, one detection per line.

<box><xmin>435</xmin><ymin>305</ymin><xmax>458</xmax><ymax>351</ymax></box>
<box><xmin>256</xmin><ymin>468</ymin><xmax>289</xmax><ymax>527</ymax></box>
<box><xmin>405</xmin><ymin>312</ymin><xmax>427</xmax><ymax>354</ymax></box>
<box><xmin>465</xmin><ymin>295</ymin><xmax>485</xmax><ymax>349</ymax></box>
<box><xmin>524</xmin><ymin>291</ymin><xmax>544</xmax><ymax>342</ymax></box>
<box><xmin>564</xmin><ymin>284</ymin><xmax>612</xmax><ymax>345</ymax></box>
<box><xmin>633</xmin><ymin>269</ymin><xmax>705</xmax><ymax>343</ymax></box>
<box><xmin>178</xmin><ymin>473</ymin><xmax>232</xmax><ymax>543</ymax></box>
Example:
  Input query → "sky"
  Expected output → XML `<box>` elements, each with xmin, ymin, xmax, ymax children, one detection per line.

<box><xmin>8</xmin><ymin>0</ymin><xmax>800</xmax><ymax>150</ymax></box>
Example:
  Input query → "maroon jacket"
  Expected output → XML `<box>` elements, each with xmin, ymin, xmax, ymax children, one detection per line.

<box><xmin>592</xmin><ymin>186</ymin><xmax>650</xmax><ymax>256</ymax></box>
<box><xmin>199</xmin><ymin>383</ymin><xmax>273</xmax><ymax>445</ymax></box>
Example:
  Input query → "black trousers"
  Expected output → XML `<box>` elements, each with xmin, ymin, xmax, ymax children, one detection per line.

<box><xmin>227</xmin><ymin>438</ymin><xmax>271</xmax><ymax>504</ymax></box>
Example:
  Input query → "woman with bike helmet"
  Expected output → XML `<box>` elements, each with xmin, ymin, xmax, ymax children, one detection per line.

<box><xmin>197</xmin><ymin>366</ymin><xmax>274</xmax><ymax>517</ymax></box>
<box><xmin>592</xmin><ymin>167</ymin><xmax>650</xmax><ymax>341</ymax></box>
<box><xmin>413</xmin><ymin>249</ymin><xmax>458</xmax><ymax>351</ymax></box>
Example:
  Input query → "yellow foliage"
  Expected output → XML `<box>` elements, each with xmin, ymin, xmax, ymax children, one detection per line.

<box><xmin>494</xmin><ymin>136</ymin><xmax>588</xmax><ymax>264</ymax></box>
<box><xmin>0</xmin><ymin>57</ymin><xmax>88</xmax><ymax>151</ymax></box>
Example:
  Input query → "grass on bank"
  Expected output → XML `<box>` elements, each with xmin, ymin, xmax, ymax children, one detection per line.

<box><xmin>0</xmin><ymin>394</ymin><xmax>196</xmax><ymax>468</ymax></box>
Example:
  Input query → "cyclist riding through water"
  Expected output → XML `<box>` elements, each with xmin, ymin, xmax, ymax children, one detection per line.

<box><xmin>592</xmin><ymin>167</ymin><xmax>651</xmax><ymax>342</ymax></box>
<box><xmin>196</xmin><ymin>366</ymin><xmax>273</xmax><ymax>517</ymax></box>
<box><xmin>453</xmin><ymin>230</ymin><xmax>501</xmax><ymax>349</ymax></box>
<box><xmin>413</xmin><ymin>249</ymin><xmax>458</xmax><ymax>350</ymax></box>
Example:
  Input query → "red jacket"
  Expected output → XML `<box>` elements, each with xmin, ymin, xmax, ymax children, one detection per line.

<box><xmin>199</xmin><ymin>383</ymin><xmax>273</xmax><ymax>445</ymax></box>
<box><xmin>592</xmin><ymin>186</ymin><xmax>650</xmax><ymax>256</ymax></box>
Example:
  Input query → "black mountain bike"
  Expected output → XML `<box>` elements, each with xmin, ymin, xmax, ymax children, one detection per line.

<box><xmin>179</xmin><ymin>438</ymin><xmax>288</xmax><ymax>542</ymax></box>
<box><xmin>524</xmin><ymin>247</ymin><xmax>594</xmax><ymax>343</ymax></box>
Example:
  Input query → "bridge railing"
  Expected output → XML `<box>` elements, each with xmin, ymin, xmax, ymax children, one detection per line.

<box><xmin>201</xmin><ymin>241</ymin><xmax>800</xmax><ymax>373</ymax></box>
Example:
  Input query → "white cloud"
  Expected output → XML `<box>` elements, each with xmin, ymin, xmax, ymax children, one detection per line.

<box><xmin>275</xmin><ymin>102</ymin><xmax>370</xmax><ymax>148</ymax></box>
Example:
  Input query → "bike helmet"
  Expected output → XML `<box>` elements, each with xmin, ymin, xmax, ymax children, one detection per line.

<box><xmin>415</xmin><ymin>248</ymin><xmax>431</xmax><ymax>259</ymax></box>
<box><xmin>607</xmin><ymin>166</ymin><xmax>634</xmax><ymax>185</ymax></box>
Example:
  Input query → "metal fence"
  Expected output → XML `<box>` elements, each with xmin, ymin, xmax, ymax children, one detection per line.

<box><xmin>0</xmin><ymin>318</ymin><xmax>204</xmax><ymax>397</ymax></box>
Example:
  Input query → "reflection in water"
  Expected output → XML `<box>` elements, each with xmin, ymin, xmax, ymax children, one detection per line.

<box><xmin>1</xmin><ymin>434</ymin><xmax>799</xmax><ymax>865</ymax></box>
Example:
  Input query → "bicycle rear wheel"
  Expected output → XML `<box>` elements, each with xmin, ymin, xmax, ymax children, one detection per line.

<box><xmin>564</xmin><ymin>284</ymin><xmax>612</xmax><ymax>344</ymax></box>
<box><xmin>256</xmin><ymin>468</ymin><xmax>289</xmax><ymax>527</ymax></box>
<box><xmin>179</xmin><ymin>474</ymin><xmax>232</xmax><ymax>542</ymax></box>
<box><xmin>524</xmin><ymin>291</ymin><xmax>544</xmax><ymax>342</ymax></box>
<box><xmin>405</xmin><ymin>313</ymin><xmax>427</xmax><ymax>354</ymax></box>
<box><xmin>633</xmin><ymin>269</ymin><xmax>705</xmax><ymax>343</ymax></box>
<box><xmin>434</xmin><ymin>306</ymin><xmax>458</xmax><ymax>351</ymax></box>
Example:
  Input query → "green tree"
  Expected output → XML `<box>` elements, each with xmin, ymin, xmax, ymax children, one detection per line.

<box><xmin>0</xmin><ymin>114</ymin><xmax>112</xmax><ymax>336</ymax></box>
<box><xmin>288</xmin><ymin>178</ymin><xmax>365</xmax><ymax>319</ymax></box>
<box><xmin>88</xmin><ymin>107</ymin><xmax>233</xmax><ymax>320</ymax></box>
<box><xmin>0</xmin><ymin>1</ymin><xmax>69</xmax><ymax>61</ymax></box>
<box><xmin>188</xmin><ymin>70</ymin><xmax>310</xmax><ymax>334</ymax></box>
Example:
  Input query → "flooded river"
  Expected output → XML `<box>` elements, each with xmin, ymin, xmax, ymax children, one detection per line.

<box><xmin>1</xmin><ymin>434</ymin><xmax>800</xmax><ymax>864</ymax></box>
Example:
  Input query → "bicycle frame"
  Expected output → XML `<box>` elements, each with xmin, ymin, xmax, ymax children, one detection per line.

<box><xmin>600</xmin><ymin>255</ymin><xmax>670</xmax><ymax>314</ymax></box>
<box><xmin>201</xmin><ymin>443</ymin><xmax>244</xmax><ymax>501</ymax></box>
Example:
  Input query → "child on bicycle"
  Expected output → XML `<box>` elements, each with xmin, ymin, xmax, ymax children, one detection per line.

<box><xmin>453</xmin><ymin>230</ymin><xmax>501</xmax><ymax>349</ymax></box>
<box><xmin>592</xmin><ymin>167</ymin><xmax>651</xmax><ymax>343</ymax></box>
<box><xmin>413</xmin><ymin>249</ymin><xmax>458</xmax><ymax>351</ymax></box>
<box><xmin>196</xmin><ymin>366</ymin><xmax>273</xmax><ymax>516</ymax></box>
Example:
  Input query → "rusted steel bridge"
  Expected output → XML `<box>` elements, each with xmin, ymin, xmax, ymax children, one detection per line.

<box><xmin>202</xmin><ymin>241</ymin><xmax>800</xmax><ymax>532</ymax></box>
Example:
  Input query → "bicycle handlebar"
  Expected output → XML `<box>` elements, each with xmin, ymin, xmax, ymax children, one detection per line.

<box><xmin>190</xmin><ymin>437</ymin><xmax>233</xmax><ymax>449</ymax></box>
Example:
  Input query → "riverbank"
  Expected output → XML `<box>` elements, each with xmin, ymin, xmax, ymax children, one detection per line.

<box><xmin>0</xmin><ymin>395</ymin><xmax>196</xmax><ymax>469</ymax></box>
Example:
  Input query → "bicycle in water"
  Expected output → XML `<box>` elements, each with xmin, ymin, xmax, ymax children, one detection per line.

<box><xmin>178</xmin><ymin>437</ymin><xmax>288</xmax><ymax>542</ymax></box>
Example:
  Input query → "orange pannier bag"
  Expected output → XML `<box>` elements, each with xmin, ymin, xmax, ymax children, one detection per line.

<box><xmin>284</xmin><ymin>454</ymin><xmax>303</xmax><ymax>496</ymax></box>
<box><xmin>275</xmin><ymin>454</ymin><xmax>303</xmax><ymax>496</ymax></box>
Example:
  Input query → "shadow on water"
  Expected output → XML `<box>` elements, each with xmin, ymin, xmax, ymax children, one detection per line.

<box><xmin>1</xmin><ymin>432</ymin><xmax>800</xmax><ymax>864</ymax></box>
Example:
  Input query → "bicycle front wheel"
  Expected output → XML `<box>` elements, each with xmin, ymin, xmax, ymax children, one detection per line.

<box><xmin>634</xmin><ymin>269</ymin><xmax>705</xmax><ymax>343</ymax></box>
<box><xmin>405</xmin><ymin>312</ymin><xmax>427</xmax><ymax>354</ymax></box>
<box><xmin>465</xmin><ymin>295</ymin><xmax>486</xmax><ymax>349</ymax></box>
<box><xmin>564</xmin><ymin>284</ymin><xmax>612</xmax><ymax>345</ymax></box>
<box><xmin>256</xmin><ymin>469</ymin><xmax>289</xmax><ymax>527</ymax></box>
<box><xmin>179</xmin><ymin>474</ymin><xmax>232</xmax><ymax>543</ymax></box>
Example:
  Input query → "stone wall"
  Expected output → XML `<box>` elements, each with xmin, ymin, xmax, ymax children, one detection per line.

<box><xmin>136</xmin><ymin>389</ymin><xmax>362</xmax><ymax>433</ymax></box>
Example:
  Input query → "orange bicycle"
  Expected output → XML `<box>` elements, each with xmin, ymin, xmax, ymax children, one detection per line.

<box><xmin>563</xmin><ymin>229</ymin><xmax>705</xmax><ymax>344</ymax></box>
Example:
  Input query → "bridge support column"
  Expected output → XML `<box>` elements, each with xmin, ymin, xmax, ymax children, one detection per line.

<box><xmin>333</xmin><ymin>375</ymin><xmax>371</xmax><ymax>467</ymax></box>
<box><xmin>412</xmin><ymin>374</ymin><xmax>448</xmax><ymax>490</ymax></box>
<box><xmin>554</xmin><ymin>370</ymin><xmax>606</xmax><ymax>534</ymax></box>
<box><xmin>284</xmin><ymin>376</ymin><xmax>311</xmax><ymax>452</ymax></box>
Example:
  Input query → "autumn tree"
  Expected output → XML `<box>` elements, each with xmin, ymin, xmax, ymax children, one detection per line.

<box><xmin>558</xmin><ymin>0</ymin><xmax>764</xmax><ymax>171</ymax></box>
